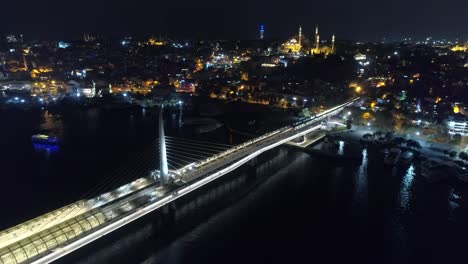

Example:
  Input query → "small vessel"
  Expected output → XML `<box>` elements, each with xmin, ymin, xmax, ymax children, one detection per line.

<box><xmin>31</xmin><ymin>134</ymin><xmax>60</xmax><ymax>145</ymax></box>
<box><xmin>384</xmin><ymin>148</ymin><xmax>401</xmax><ymax>165</ymax></box>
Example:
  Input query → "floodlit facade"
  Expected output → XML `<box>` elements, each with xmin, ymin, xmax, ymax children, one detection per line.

<box><xmin>448</xmin><ymin>115</ymin><xmax>468</xmax><ymax>136</ymax></box>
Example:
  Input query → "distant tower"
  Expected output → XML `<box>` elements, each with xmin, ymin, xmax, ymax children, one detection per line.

<box><xmin>298</xmin><ymin>25</ymin><xmax>303</xmax><ymax>46</ymax></box>
<box><xmin>260</xmin><ymin>24</ymin><xmax>265</xmax><ymax>40</ymax></box>
<box><xmin>159</xmin><ymin>106</ymin><xmax>169</xmax><ymax>185</ymax></box>
<box><xmin>315</xmin><ymin>25</ymin><xmax>319</xmax><ymax>37</ymax></box>
<box><xmin>331</xmin><ymin>34</ymin><xmax>335</xmax><ymax>53</ymax></box>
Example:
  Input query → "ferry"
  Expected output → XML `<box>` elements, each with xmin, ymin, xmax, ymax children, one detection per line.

<box><xmin>31</xmin><ymin>134</ymin><xmax>60</xmax><ymax>145</ymax></box>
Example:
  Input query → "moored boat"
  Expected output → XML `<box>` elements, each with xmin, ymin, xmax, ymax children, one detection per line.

<box><xmin>31</xmin><ymin>134</ymin><xmax>60</xmax><ymax>145</ymax></box>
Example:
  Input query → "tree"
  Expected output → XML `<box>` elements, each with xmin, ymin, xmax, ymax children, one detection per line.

<box><xmin>452</xmin><ymin>134</ymin><xmax>462</xmax><ymax>145</ymax></box>
<box><xmin>385</xmin><ymin>132</ymin><xmax>394</xmax><ymax>141</ymax></box>
<box><xmin>459</xmin><ymin>152</ymin><xmax>468</xmax><ymax>161</ymax></box>
<box><xmin>392</xmin><ymin>137</ymin><xmax>406</xmax><ymax>145</ymax></box>
<box><xmin>407</xmin><ymin>139</ymin><xmax>422</xmax><ymax>149</ymax></box>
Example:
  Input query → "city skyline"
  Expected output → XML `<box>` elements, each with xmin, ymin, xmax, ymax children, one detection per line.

<box><xmin>1</xmin><ymin>0</ymin><xmax>467</xmax><ymax>41</ymax></box>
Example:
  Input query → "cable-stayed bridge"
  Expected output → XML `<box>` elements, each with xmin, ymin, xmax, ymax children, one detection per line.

<box><xmin>0</xmin><ymin>98</ymin><xmax>359</xmax><ymax>264</ymax></box>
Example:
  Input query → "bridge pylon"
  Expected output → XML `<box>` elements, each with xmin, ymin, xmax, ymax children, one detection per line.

<box><xmin>159</xmin><ymin>106</ymin><xmax>169</xmax><ymax>185</ymax></box>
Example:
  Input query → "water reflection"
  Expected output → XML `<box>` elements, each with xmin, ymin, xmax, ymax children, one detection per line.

<box><xmin>353</xmin><ymin>149</ymin><xmax>368</xmax><ymax>206</ymax></box>
<box><xmin>179</xmin><ymin>105</ymin><xmax>183</xmax><ymax>128</ymax></box>
<box><xmin>337</xmin><ymin>141</ymin><xmax>344</xmax><ymax>155</ymax></box>
<box><xmin>400</xmin><ymin>164</ymin><xmax>415</xmax><ymax>211</ymax></box>
<box><xmin>449</xmin><ymin>187</ymin><xmax>461</xmax><ymax>221</ymax></box>
<box><xmin>39</xmin><ymin>111</ymin><xmax>64</xmax><ymax>138</ymax></box>
<box><xmin>33</xmin><ymin>143</ymin><xmax>60</xmax><ymax>156</ymax></box>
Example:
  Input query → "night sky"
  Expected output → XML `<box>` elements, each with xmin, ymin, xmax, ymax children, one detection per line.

<box><xmin>2</xmin><ymin>0</ymin><xmax>467</xmax><ymax>41</ymax></box>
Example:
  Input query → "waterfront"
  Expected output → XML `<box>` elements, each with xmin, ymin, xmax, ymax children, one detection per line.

<box><xmin>2</xmin><ymin>108</ymin><xmax>468</xmax><ymax>263</ymax></box>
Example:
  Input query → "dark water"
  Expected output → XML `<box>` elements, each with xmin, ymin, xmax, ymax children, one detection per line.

<box><xmin>0</xmin><ymin>107</ymin><xmax>231</xmax><ymax>229</ymax></box>
<box><xmin>2</xmin><ymin>108</ymin><xmax>468</xmax><ymax>264</ymax></box>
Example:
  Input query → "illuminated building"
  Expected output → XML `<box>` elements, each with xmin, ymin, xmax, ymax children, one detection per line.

<box><xmin>261</xmin><ymin>63</ymin><xmax>279</xmax><ymax>67</ymax></box>
<box><xmin>298</xmin><ymin>25</ymin><xmax>302</xmax><ymax>46</ymax></box>
<box><xmin>281</xmin><ymin>26</ymin><xmax>303</xmax><ymax>54</ymax></box>
<box><xmin>148</xmin><ymin>38</ymin><xmax>165</xmax><ymax>46</ymax></box>
<box><xmin>58</xmin><ymin>41</ymin><xmax>71</xmax><ymax>49</ymax></box>
<box><xmin>176</xmin><ymin>80</ymin><xmax>196</xmax><ymax>93</ymax></box>
<box><xmin>315</xmin><ymin>25</ymin><xmax>319</xmax><ymax>50</ymax></box>
<box><xmin>451</xmin><ymin>44</ymin><xmax>468</xmax><ymax>52</ymax></box>
<box><xmin>30</xmin><ymin>67</ymin><xmax>53</xmax><ymax>79</ymax></box>
<box><xmin>5</xmin><ymin>34</ymin><xmax>20</xmax><ymax>43</ymax></box>
<box><xmin>354</xmin><ymin>53</ymin><xmax>367</xmax><ymax>60</ymax></box>
<box><xmin>241</xmin><ymin>71</ymin><xmax>249</xmax><ymax>81</ymax></box>
<box><xmin>195</xmin><ymin>58</ymin><xmax>204</xmax><ymax>72</ymax></box>
<box><xmin>83</xmin><ymin>33</ymin><xmax>96</xmax><ymax>42</ymax></box>
<box><xmin>314</xmin><ymin>34</ymin><xmax>320</xmax><ymax>52</ymax></box>
<box><xmin>260</xmin><ymin>24</ymin><xmax>265</xmax><ymax>40</ymax></box>
<box><xmin>331</xmin><ymin>34</ymin><xmax>335</xmax><ymax>53</ymax></box>
<box><xmin>311</xmin><ymin>25</ymin><xmax>335</xmax><ymax>55</ymax></box>
<box><xmin>448</xmin><ymin>115</ymin><xmax>468</xmax><ymax>136</ymax></box>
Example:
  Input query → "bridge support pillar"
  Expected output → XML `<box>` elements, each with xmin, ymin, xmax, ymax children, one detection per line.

<box><xmin>159</xmin><ymin>106</ymin><xmax>169</xmax><ymax>185</ymax></box>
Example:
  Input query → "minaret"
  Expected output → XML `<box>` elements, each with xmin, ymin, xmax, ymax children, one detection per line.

<box><xmin>260</xmin><ymin>24</ymin><xmax>265</xmax><ymax>40</ymax></box>
<box><xmin>159</xmin><ymin>106</ymin><xmax>169</xmax><ymax>185</ymax></box>
<box><xmin>332</xmin><ymin>34</ymin><xmax>335</xmax><ymax>53</ymax></box>
<box><xmin>91</xmin><ymin>81</ymin><xmax>96</xmax><ymax>97</ymax></box>
<box><xmin>315</xmin><ymin>34</ymin><xmax>320</xmax><ymax>53</ymax></box>
<box><xmin>22</xmin><ymin>53</ymin><xmax>28</xmax><ymax>71</ymax></box>
<box><xmin>298</xmin><ymin>25</ymin><xmax>303</xmax><ymax>46</ymax></box>
<box><xmin>314</xmin><ymin>25</ymin><xmax>320</xmax><ymax>54</ymax></box>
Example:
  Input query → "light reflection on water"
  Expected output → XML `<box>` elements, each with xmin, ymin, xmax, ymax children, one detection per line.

<box><xmin>353</xmin><ymin>148</ymin><xmax>368</xmax><ymax>207</ymax></box>
<box><xmin>338</xmin><ymin>141</ymin><xmax>344</xmax><ymax>155</ymax></box>
<box><xmin>38</xmin><ymin>111</ymin><xmax>65</xmax><ymax>140</ymax></box>
<box><xmin>400</xmin><ymin>164</ymin><xmax>415</xmax><ymax>211</ymax></box>
<box><xmin>449</xmin><ymin>187</ymin><xmax>461</xmax><ymax>221</ymax></box>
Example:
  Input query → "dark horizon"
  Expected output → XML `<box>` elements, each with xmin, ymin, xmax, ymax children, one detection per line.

<box><xmin>1</xmin><ymin>0</ymin><xmax>467</xmax><ymax>41</ymax></box>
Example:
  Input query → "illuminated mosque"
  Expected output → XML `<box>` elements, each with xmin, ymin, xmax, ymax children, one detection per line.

<box><xmin>451</xmin><ymin>44</ymin><xmax>468</xmax><ymax>52</ymax></box>
<box><xmin>281</xmin><ymin>25</ymin><xmax>336</xmax><ymax>56</ymax></box>
<box><xmin>281</xmin><ymin>26</ymin><xmax>305</xmax><ymax>54</ymax></box>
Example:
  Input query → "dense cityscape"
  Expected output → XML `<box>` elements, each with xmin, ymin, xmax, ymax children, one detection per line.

<box><xmin>1</xmin><ymin>4</ymin><xmax>468</xmax><ymax>263</ymax></box>
<box><xmin>2</xmin><ymin>27</ymin><xmax>468</xmax><ymax>149</ymax></box>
